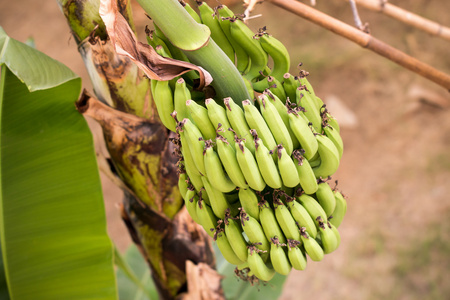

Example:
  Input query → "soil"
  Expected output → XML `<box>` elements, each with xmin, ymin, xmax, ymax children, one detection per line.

<box><xmin>1</xmin><ymin>0</ymin><xmax>449</xmax><ymax>299</ymax></box>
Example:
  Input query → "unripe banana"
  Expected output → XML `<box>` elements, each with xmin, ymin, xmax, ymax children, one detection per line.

<box><xmin>289</xmin><ymin>199</ymin><xmax>318</xmax><ymax>238</ymax></box>
<box><xmin>243</xmin><ymin>100</ymin><xmax>277</xmax><ymax>160</ymax></box>
<box><xmin>329</xmin><ymin>222</ymin><xmax>341</xmax><ymax>247</ymax></box>
<box><xmin>201</xmin><ymin>176</ymin><xmax>230</xmax><ymax>219</ymax></box>
<box><xmin>257</xmin><ymin>95</ymin><xmax>293</xmax><ymax>156</ymax></box>
<box><xmin>313</xmin><ymin>134</ymin><xmax>340</xmax><ymax>179</ymax></box>
<box><xmin>296</xmin><ymin>86</ymin><xmax>322</xmax><ymax>133</ymax></box>
<box><xmin>197</xmin><ymin>1</ymin><xmax>235</xmax><ymax>62</ymax></box>
<box><xmin>257</xmin><ymin>30</ymin><xmax>290</xmax><ymax>82</ymax></box>
<box><xmin>276</xmin><ymin>144</ymin><xmax>300</xmax><ymax>188</ymax></box>
<box><xmin>292</xmin><ymin>150</ymin><xmax>318</xmax><ymax>195</ymax></box>
<box><xmin>297</xmin><ymin>194</ymin><xmax>327</xmax><ymax>227</ymax></box>
<box><xmin>287</xmin><ymin>240</ymin><xmax>307</xmax><ymax>271</ymax></box>
<box><xmin>204</xmin><ymin>140</ymin><xmax>236</xmax><ymax>193</ymax></box>
<box><xmin>266</xmin><ymin>76</ymin><xmax>287</xmax><ymax>102</ymax></box>
<box><xmin>178</xmin><ymin>172</ymin><xmax>189</xmax><ymax>200</ymax></box>
<box><xmin>274</xmin><ymin>201</ymin><xmax>301</xmax><ymax>241</ymax></box>
<box><xmin>300</xmin><ymin>228</ymin><xmax>324</xmax><ymax>262</ymax></box>
<box><xmin>317</xmin><ymin>219</ymin><xmax>338</xmax><ymax>254</ymax></box>
<box><xmin>322</xmin><ymin>107</ymin><xmax>340</xmax><ymax>133</ymax></box>
<box><xmin>186</xmin><ymin>99</ymin><xmax>216</xmax><ymax>141</ymax></box>
<box><xmin>217</xmin><ymin>5</ymin><xmax>250</xmax><ymax>72</ymax></box>
<box><xmin>229</xmin><ymin>18</ymin><xmax>268</xmax><ymax>80</ymax></box>
<box><xmin>216</xmin><ymin>136</ymin><xmax>248</xmax><ymax>189</ymax></box>
<box><xmin>288</xmin><ymin>109</ymin><xmax>318</xmax><ymax>160</ymax></box>
<box><xmin>251</xmin><ymin>76</ymin><xmax>271</xmax><ymax>93</ymax></box>
<box><xmin>181</xmin><ymin>1</ymin><xmax>202</xmax><ymax>23</ymax></box>
<box><xmin>241</xmin><ymin>211</ymin><xmax>270</xmax><ymax>254</ymax></box>
<box><xmin>174</xmin><ymin>78</ymin><xmax>191</xmax><ymax>121</ymax></box>
<box><xmin>247</xmin><ymin>247</ymin><xmax>275</xmax><ymax>282</ymax></box>
<box><xmin>259</xmin><ymin>201</ymin><xmax>287</xmax><ymax>244</ymax></box>
<box><xmin>196</xmin><ymin>200</ymin><xmax>218</xmax><ymax>238</ymax></box>
<box><xmin>298</xmin><ymin>75</ymin><xmax>316</xmax><ymax>102</ymax></box>
<box><xmin>235</xmin><ymin>139</ymin><xmax>266</xmax><ymax>191</ymax></box>
<box><xmin>329</xmin><ymin>189</ymin><xmax>347</xmax><ymax>228</ymax></box>
<box><xmin>323</xmin><ymin>124</ymin><xmax>344</xmax><ymax>160</ymax></box>
<box><xmin>205</xmin><ymin>98</ymin><xmax>235</xmax><ymax>143</ymax></box>
<box><xmin>225</xmin><ymin>217</ymin><xmax>249</xmax><ymax>262</ymax></box>
<box><xmin>224</xmin><ymin>97</ymin><xmax>255</xmax><ymax>154</ymax></box>
<box><xmin>153</xmin><ymin>80</ymin><xmax>177</xmax><ymax>132</ymax></box>
<box><xmin>152</xmin><ymin>24</ymin><xmax>192</xmax><ymax>66</ymax></box>
<box><xmin>149</xmin><ymin>32</ymin><xmax>172</xmax><ymax>59</ymax></box>
<box><xmin>239</xmin><ymin>188</ymin><xmax>260</xmax><ymax>221</ymax></box>
<box><xmin>269</xmin><ymin>237</ymin><xmax>291</xmax><ymax>276</ymax></box>
<box><xmin>216</xmin><ymin>230</ymin><xmax>245</xmax><ymax>265</ymax></box>
<box><xmin>316</xmin><ymin>180</ymin><xmax>336</xmax><ymax>217</ymax></box>
<box><xmin>184</xmin><ymin>189</ymin><xmax>201</xmax><ymax>224</ymax></box>
<box><xmin>282</xmin><ymin>73</ymin><xmax>300</xmax><ymax>104</ymax></box>
<box><xmin>181</xmin><ymin>118</ymin><xmax>206</xmax><ymax>175</ymax></box>
<box><xmin>242</xmin><ymin>76</ymin><xmax>255</xmax><ymax>101</ymax></box>
<box><xmin>179</xmin><ymin>130</ymin><xmax>204</xmax><ymax>193</ymax></box>
<box><xmin>252</xmin><ymin>131</ymin><xmax>282</xmax><ymax>189</ymax></box>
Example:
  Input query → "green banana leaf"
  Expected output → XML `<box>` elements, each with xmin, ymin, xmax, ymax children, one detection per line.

<box><xmin>214</xmin><ymin>244</ymin><xmax>287</xmax><ymax>300</ymax></box>
<box><xmin>0</xmin><ymin>243</ymin><xmax>9</xmax><ymax>299</ymax></box>
<box><xmin>0</xmin><ymin>27</ymin><xmax>117</xmax><ymax>299</ymax></box>
<box><xmin>115</xmin><ymin>245</ymin><xmax>158</xmax><ymax>300</ymax></box>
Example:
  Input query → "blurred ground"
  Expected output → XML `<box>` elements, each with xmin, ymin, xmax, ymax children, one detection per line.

<box><xmin>1</xmin><ymin>0</ymin><xmax>449</xmax><ymax>299</ymax></box>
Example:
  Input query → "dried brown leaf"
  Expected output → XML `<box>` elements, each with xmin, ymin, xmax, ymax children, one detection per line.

<box><xmin>99</xmin><ymin>0</ymin><xmax>212</xmax><ymax>89</ymax></box>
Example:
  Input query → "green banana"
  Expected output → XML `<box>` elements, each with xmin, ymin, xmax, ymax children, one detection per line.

<box><xmin>174</xmin><ymin>78</ymin><xmax>191</xmax><ymax>121</ymax></box>
<box><xmin>282</xmin><ymin>73</ymin><xmax>300</xmax><ymax>103</ymax></box>
<box><xmin>184</xmin><ymin>189</ymin><xmax>201</xmax><ymax>224</ymax></box>
<box><xmin>317</xmin><ymin>219</ymin><xmax>338</xmax><ymax>254</ymax></box>
<box><xmin>204</xmin><ymin>140</ymin><xmax>236</xmax><ymax>193</ymax></box>
<box><xmin>181</xmin><ymin>118</ymin><xmax>206</xmax><ymax>175</ymax></box>
<box><xmin>287</xmin><ymin>240</ymin><xmax>307</xmax><ymax>271</ymax></box>
<box><xmin>241</xmin><ymin>211</ymin><xmax>270</xmax><ymax>254</ymax></box>
<box><xmin>298</xmin><ymin>74</ymin><xmax>316</xmax><ymax>101</ymax></box>
<box><xmin>217</xmin><ymin>5</ymin><xmax>250</xmax><ymax>73</ymax></box>
<box><xmin>225</xmin><ymin>217</ymin><xmax>249</xmax><ymax>262</ymax></box>
<box><xmin>247</xmin><ymin>247</ymin><xmax>275</xmax><ymax>282</ymax></box>
<box><xmin>224</xmin><ymin>97</ymin><xmax>255</xmax><ymax>154</ymax></box>
<box><xmin>276</xmin><ymin>144</ymin><xmax>300</xmax><ymax>188</ymax></box>
<box><xmin>257</xmin><ymin>94</ymin><xmax>293</xmax><ymax>156</ymax></box>
<box><xmin>201</xmin><ymin>176</ymin><xmax>230</xmax><ymax>219</ymax></box>
<box><xmin>300</xmin><ymin>228</ymin><xmax>324</xmax><ymax>262</ymax></box>
<box><xmin>322</xmin><ymin>107</ymin><xmax>340</xmax><ymax>133</ymax></box>
<box><xmin>196</xmin><ymin>201</ymin><xmax>218</xmax><ymax>238</ymax></box>
<box><xmin>296</xmin><ymin>86</ymin><xmax>322</xmax><ymax>133</ymax></box>
<box><xmin>313</xmin><ymin>134</ymin><xmax>340</xmax><ymax>179</ymax></box>
<box><xmin>216</xmin><ymin>136</ymin><xmax>248</xmax><ymax>189</ymax></box>
<box><xmin>178</xmin><ymin>172</ymin><xmax>189</xmax><ymax>200</ymax></box>
<box><xmin>235</xmin><ymin>138</ymin><xmax>266</xmax><ymax>191</ymax></box>
<box><xmin>229</xmin><ymin>18</ymin><xmax>268</xmax><ymax>80</ymax></box>
<box><xmin>205</xmin><ymin>98</ymin><xmax>235</xmax><ymax>143</ymax></box>
<box><xmin>148</xmin><ymin>32</ymin><xmax>172</xmax><ymax>59</ymax></box>
<box><xmin>289</xmin><ymin>199</ymin><xmax>318</xmax><ymax>239</ymax></box>
<box><xmin>329</xmin><ymin>222</ymin><xmax>341</xmax><ymax>247</ymax></box>
<box><xmin>197</xmin><ymin>1</ymin><xmax>235</xmax><ymax>62</ymax></box>
<box><xmin>323</xmin><ymin>124</ymin><xmax>344</xmax><ymax>160</ymax></box>
<box><xmin>239</xmin><ymin>188</ymin><xmax>260</xmax><ymax>221</ymax></box>
<box><xmin>329</xmin><ymin>189</ymin><xmax>347</xmax><ymax>228</ymax></box>
<box><xmin>179</xmin><ymin>129</ymin><xmax>204</xmax><ymax>192</ymax></box>
<box><xmin>242</xmin><ymin>100</ymin><xmax>277</xmax><ymax>159</ymax></box>
<box><xmin>274</xmin><ymin>201</ymin><xmax>301</xmax><ymax>241</ymax></box>
<box><xmin>270</xmin><ymin>237</ymin><xmax>291</xmax><ymax>276</ymax></box>
<box><xmin>315</xmin><ymin>180</ymin><xmax>336</xmax><ymax>217</ymax></box>
<box><xmin>153</xmin><ymin>80</ymin><xmax>177</xmax><ymax>132</ymax></box>
<box><xmin>288</xmin><ymin>108</ymin><xmax>318</xmax><ymax>160</ymax></box>
<box><xmin>216</xmin><ymin>230</ymin><xmax>245</xmax><ymax>265</ymax></box>
<box><xmin>259</xmin><ymin>201</ymin><xmax>287</xmax><ymax>244</ymax></box>
<box><xmin>266</xmin><ymin>76</ymin><xmax>287</xmax><ymax>102</ymax></box>
<box><xmin>257</xmin><ymin>30</ymin><xmax>290</xmax><ymax>82</ymax></box>
<box><xmin>182</xmin><ymin>1</ymin><xmax>202</xmax><ymax>23</ymax></box>
<box><xmin>292</xmin><ymin>150</ymin><xmax>318</xmax><ymax>195</ymax></box>
<box><xmin>297</xmin><ymin>194</ymin><xmax>327</xmax><ymax>227</ymax></box>
<box><xmin>252</xmin><ymin>130</ymin><xmax>282</xmax><ymax>189</ymax></box>
<box><xmin>186</xmin><ymin>99</ymin><xmax>216</xmax><ymax>141</ymax></box>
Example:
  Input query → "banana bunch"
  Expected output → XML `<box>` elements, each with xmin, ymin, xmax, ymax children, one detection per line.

<box><xmin>150</xmin><ymin>1</ymin><xmax>349</xmax><ymax>282</ymax></box>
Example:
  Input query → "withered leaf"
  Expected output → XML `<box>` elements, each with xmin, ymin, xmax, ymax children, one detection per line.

<box><xmin>99</xmin><ymin>0</ymin><xmax>212</xmax><ymax>89</ymax></box>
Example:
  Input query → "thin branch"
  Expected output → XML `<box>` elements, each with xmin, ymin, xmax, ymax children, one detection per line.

<box><xmin>348</xmin><ymin>0</ymin><xmax>369</xmax><ymax>33</ymax></box>
<box><xmin>266</xmin><ymin>0</ymin><xmax>450</xmax><ymax>91</ymax></box>
<box><xmin>348</xmin><ymin>0</ymin><xmax>450</xmax><ymax>41</ymax></box>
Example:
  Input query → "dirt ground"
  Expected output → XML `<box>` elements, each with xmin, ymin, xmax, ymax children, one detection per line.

<box><xmin>1</xmin><ymin>0</ymin><xmax>449</xmax><ymax>299</ymax></box>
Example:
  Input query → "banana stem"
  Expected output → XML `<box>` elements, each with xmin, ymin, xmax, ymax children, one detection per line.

<box><xmin>136</xmin><ymin>0</ymin><xmax>251</xmax><ymax>103</ymax></box>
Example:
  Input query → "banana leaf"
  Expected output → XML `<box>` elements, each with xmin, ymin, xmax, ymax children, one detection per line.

<box><xmin>214</xmin><ymin>244</ymin><xmax>287</xmax><ymax>300</ymax></box>
<box><xmin>115</xmin><ymin>245</ymin><xmax>158</xmax><ymax>300</ymax></box>
<box><xmin>0</xmin><ymin>27</ymin><xmax>117</xmax><ymax>299</ymax></box>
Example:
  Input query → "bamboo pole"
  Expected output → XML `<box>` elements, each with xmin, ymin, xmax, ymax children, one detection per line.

<box><xmin>349</xmin><ymin>0</ymin><xmax>450</xmax><ymax>41</ymax></box>
<box><xmin>266</xmin><ymin>0</ymin><xmax>450</xmax><ymax>90</ymax></box>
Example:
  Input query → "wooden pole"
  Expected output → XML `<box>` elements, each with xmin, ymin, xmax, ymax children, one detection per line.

<box><xmin>266</xmin><ymin>0</ymin><xmax>450</xmax><ymax>90</ymax></box>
